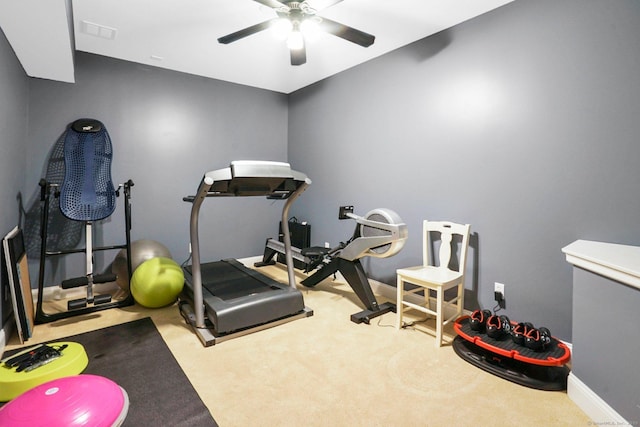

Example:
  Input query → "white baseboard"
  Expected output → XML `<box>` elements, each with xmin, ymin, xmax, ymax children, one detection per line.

<box><xmin>567</xmin><ymin>373</ymin><xmax>628</xmax><ymax>424</ymax></box>
<box><xmin>0</xmin><ymin>326</ymin><xmax>6</xmax><ymax>356</ymax></box>
<box><xmin>238</xmin><ymin>256</ymin><xmax>263</xmax><ymax>266</ymax></box>
<box><xmin>0</xmin><ymin>320</ymin><xmax>13</xmax><ymax>356</ymax></box>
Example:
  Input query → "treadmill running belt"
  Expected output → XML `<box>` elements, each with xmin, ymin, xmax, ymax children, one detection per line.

<box><xmin>183</xmin><ymin>258</ymin><xmax>306</xmax><ymax>335</ymax></box>
<box><xmin>200</xmin><ymin>259</ymin><xmax>279</xmax><ymax>301</ymax></box>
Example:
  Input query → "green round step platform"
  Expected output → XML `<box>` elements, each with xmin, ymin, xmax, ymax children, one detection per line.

<box><xmin>0</xmin><ymin>341</ymin><xmax>88</xmax><ymax>401</ymax></box>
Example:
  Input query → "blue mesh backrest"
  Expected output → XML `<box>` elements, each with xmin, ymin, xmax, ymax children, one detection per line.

<box><xmin>59</xmin><ymin>119</ymin><xmax>116</xmax><ymax>221</ymax></box>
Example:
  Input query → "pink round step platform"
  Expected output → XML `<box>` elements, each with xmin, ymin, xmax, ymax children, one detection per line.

<box><xmin>0</xmin><ymin>374</ymin><xmax>129</xmax><ymax>427</ymax></box>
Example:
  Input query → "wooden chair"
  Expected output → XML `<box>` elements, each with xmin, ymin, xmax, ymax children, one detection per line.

<box><xmin>396</xmin><ymin>220</ymin><xmax>471</xmax><ymax>347</ymax></box>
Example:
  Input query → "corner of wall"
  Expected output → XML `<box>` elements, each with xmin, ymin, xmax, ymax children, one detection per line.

<box><xmin>567</xmin><ymin>373</ymin><xmax>628</xmax><ymax>425</ymax></box>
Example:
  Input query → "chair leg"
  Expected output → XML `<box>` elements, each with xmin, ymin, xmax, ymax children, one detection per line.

<box><xmin>396</xmin><ymin>276</ymin><xmax>403</xmax><ymax>330</ymax></box>
<box><xmin>435</xmin><ymin>287</ymin><xmax>443</xmax><ymax>347</ymax></box>
<box><xmin>457</xmin><ymin>282</ymin><xmax>465</xmax><ymax>319</ymax></box>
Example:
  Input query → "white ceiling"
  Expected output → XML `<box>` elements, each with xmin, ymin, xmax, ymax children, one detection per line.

<box><xmin>0</xmin><ymin>0</ymin><xmax>514</xmax><ymax>94</ymax></box>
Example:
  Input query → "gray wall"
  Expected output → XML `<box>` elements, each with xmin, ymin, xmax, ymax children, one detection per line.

<box><xmin>288</xmin><ymin>0</ymin><xmax>640</xmax><ymax>341</ymax></box>
<box><xmin>572</xmin><ymin>267</ymin><xmax>640</xmax><ymax>421</ymax></box>
<box><xmin>0</xmin><ymin>28</ymin><xmax>29</xmax><ymax>326</ymax></box>
<box><xmin>24</xmin><ymin>52</ymin><xmax>290</xmax><ymax>285</ymax></box>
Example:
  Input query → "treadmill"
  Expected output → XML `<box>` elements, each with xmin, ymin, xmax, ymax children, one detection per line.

<box><xmin>180</xmin><ymin>161</ymin><xmax>313</xmax><ymax>346</ymax></box>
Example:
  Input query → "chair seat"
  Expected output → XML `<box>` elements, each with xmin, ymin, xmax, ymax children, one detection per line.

<box><xmin>397</xmin><ymin>266</ymin><xmax>463</xmax><ymax>287</ymax></box>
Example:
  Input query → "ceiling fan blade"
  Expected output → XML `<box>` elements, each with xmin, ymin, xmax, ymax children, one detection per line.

<box><xmin>317</xmin><ymin>17</ymin><xmax>375</xmax><ymax>47</ymax></box>
<box><xmin>290</xmin><ymin>45</ymin><xmax>307</xmax><ymax>66</ymax></box>
<box><xmin>251</xmin><ymin>0</ymin><xmax>289</xmax><ymax>9</ymax></box>
<box><xmin>304</xmin><ymin>0</ymin><xmax>344</xmax><ymax>10</ymax></box>
<box><xmin>218</xmin><ymin>19</ymin><xmax>276</xmax><ymax>44</ymax></box>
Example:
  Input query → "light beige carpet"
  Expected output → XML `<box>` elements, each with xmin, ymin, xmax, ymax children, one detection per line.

<box><xmin>5</xmin><ymin>263</ymin><xmax>590</xmax><ymax>426</ymax></box>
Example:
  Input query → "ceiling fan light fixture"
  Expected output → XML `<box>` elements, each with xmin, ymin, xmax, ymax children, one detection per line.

<box><xmin>287</xmin><ymin>29</ymin><xmax>304</xmax><ymax>50</ymax></box>
<box><xmin>300</xmin><ymin>17</ymin><xmax>321</xmax><ymax>39</ymax></box>
<box><xmin>271</xmin><ymin>17</ymin><xmax>293</xmax><ymax>39</ymax></box>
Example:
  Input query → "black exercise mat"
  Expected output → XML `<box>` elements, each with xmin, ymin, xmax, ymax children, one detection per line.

<box><xmin>3</xmin><ymin>317</ymin><xmax>217</xmax><ymax>427</ymax></box>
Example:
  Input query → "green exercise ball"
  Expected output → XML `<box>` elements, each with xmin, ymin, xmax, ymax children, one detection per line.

<box><xmin>130</xmin><ymin>257</ymin><xmax>184</xmax><ymax>308</ymax></box>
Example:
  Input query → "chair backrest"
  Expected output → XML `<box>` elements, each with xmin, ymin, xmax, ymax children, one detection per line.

<box><xmin>422</xmin><ymin>220</ymin><xmax>471</xmax><ymax>275</ymax></box>
<box><xmin>59</xmin><ymin>119</ymin><xmax>116</xmax><ymax>222</ymax></box>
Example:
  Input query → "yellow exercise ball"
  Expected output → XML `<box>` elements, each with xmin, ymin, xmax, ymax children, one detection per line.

<box><xmin>130</xmin><ymin>257</ymin><xmax>184</xmax><ymax>308</ymax></box>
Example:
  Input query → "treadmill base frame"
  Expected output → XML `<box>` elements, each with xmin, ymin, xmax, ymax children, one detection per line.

<box><xmin>179</xmin><ymin>299</ymin><xmax>313</xmax><ymax>347</ymax></box>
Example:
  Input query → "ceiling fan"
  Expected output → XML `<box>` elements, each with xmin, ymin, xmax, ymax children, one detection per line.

<box><xmin>217</xmin><ymin>0</ymin><xmax>375</xmax><ymax>66</ymax></box>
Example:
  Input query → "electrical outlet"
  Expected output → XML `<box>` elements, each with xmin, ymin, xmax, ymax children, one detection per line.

<box><xmin>339</xmin><ymin>205</ymin><xmax>354</xmax><ymax>219</ymax></box>
<box><xmin>494</xmin><ymin>282</ymin><xmax>505</xmax><ymax>301</ymax></box>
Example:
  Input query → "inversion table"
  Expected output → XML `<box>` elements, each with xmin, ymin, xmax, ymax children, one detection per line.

<box><xmin>35</xmin><ymin>118</ymin><xmax>134</xmax><ymax>323</ymax></box>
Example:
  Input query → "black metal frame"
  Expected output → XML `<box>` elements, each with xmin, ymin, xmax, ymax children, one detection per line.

<box><xmin>301</xmin><ymin>257</ymin><xmax>396</xmax><ymax>324</ymax></box>
<box><xmin>35</xmin><ymin>179</ymin><xmax>135</xmax><ymax>323</ymax></box>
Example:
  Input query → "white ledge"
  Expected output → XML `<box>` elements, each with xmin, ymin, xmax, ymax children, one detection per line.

<box><xmin>562</xmin><ymin>240</ymin><xmax>640</xmax><ymax>291</ymax></box>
